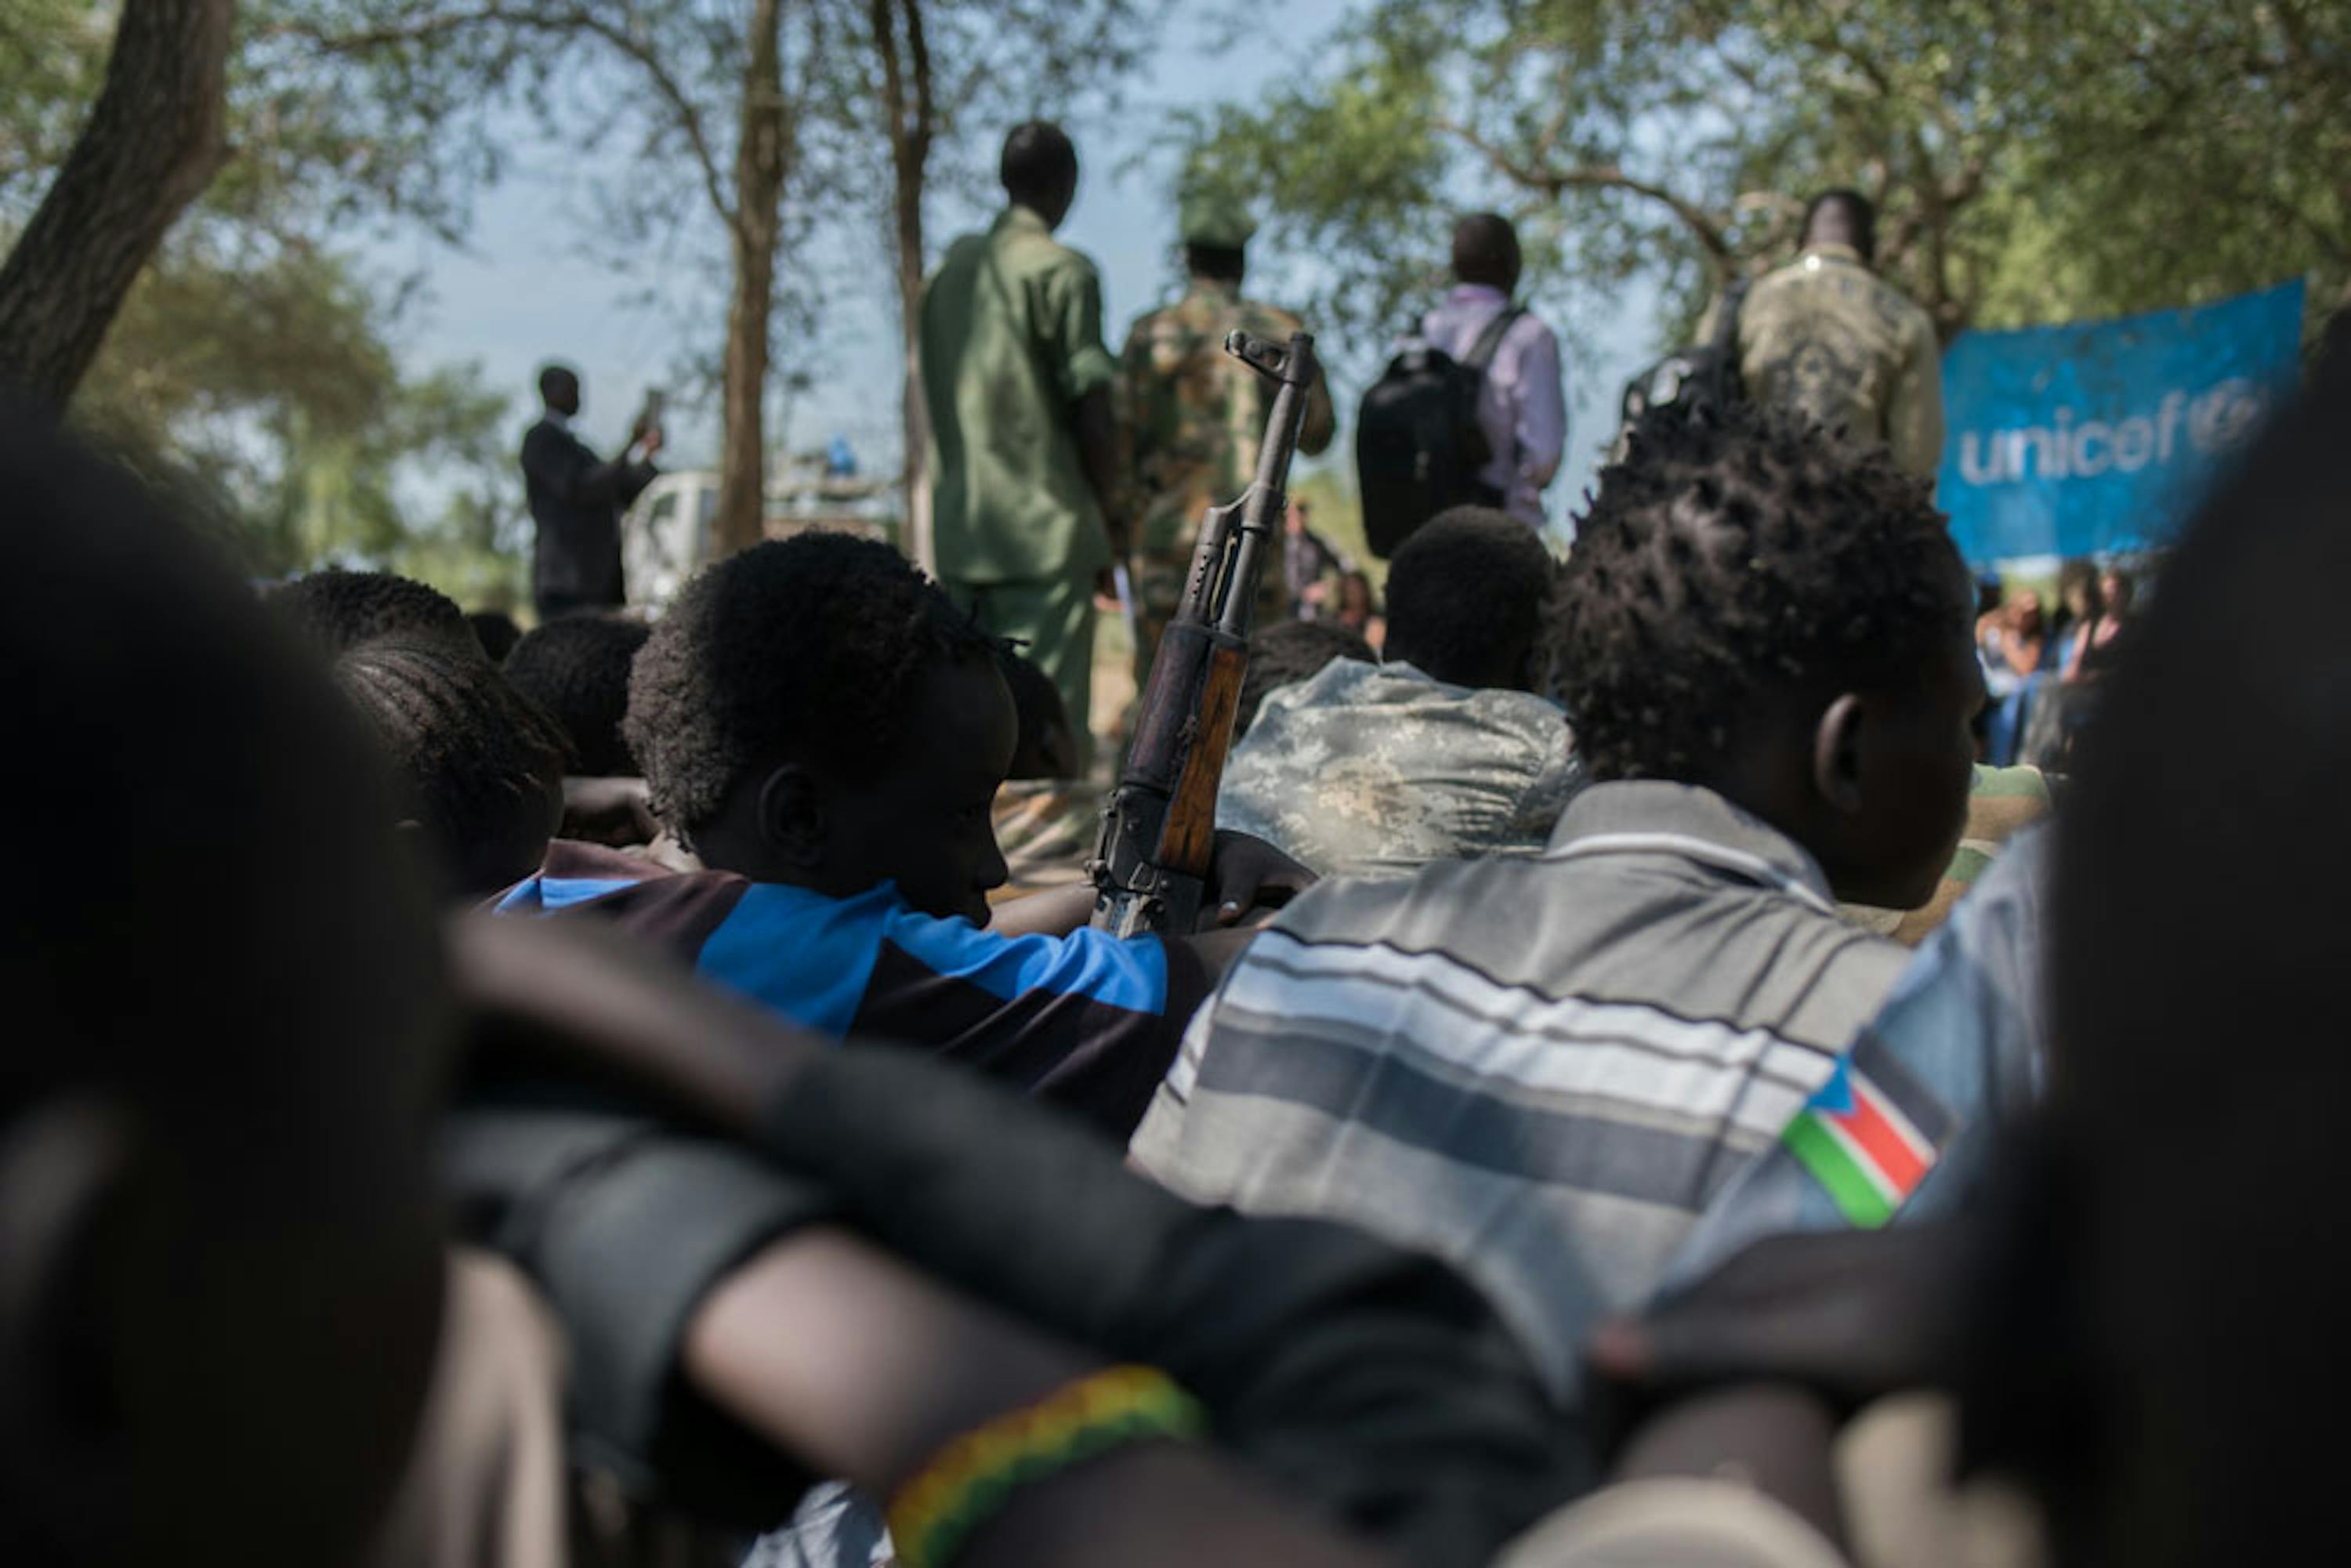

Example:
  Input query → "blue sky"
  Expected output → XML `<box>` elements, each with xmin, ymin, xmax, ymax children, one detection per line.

<box><xmin>360</xmin><ymin>2</ymin><xmax>1661</xmax><ymax>542</ymax></box>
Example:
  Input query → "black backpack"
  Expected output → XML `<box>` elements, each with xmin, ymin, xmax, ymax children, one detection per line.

<box><xmin>1618</xmin><ymin>277</ymin><xmax>1751</xmax><ymax>438</ymax></box>
<box><xmin>1355</xmin><ymin>303</ymin><xmax>1524</xmax><ymax>559</ymax></box>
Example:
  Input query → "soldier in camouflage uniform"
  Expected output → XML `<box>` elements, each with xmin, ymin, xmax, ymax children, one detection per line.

<box><xmin>1712</xmin><ymin>189</ymin><xmax>1945</xmax><ymax>480</ymax></box>
<box><xmin>1116</xmin><ymin>193</ymin><xmax>1336</xmax><ymax>668</ymax></box>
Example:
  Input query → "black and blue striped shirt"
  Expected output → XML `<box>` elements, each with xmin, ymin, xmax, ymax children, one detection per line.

<box><xmin>498</xmin><ymin>842</ymin><xmax>1208</xmax><ymax>1139</ymax></box>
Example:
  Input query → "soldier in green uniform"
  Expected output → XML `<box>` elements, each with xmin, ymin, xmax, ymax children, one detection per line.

<box><xmin>1116</xmin><ymin>191</ymin><xmax>1337</xmax><ymax>668</ymax></box>
<box><xmin>922</xmin><ymin>122</ymin><xmax>1124</xmax><ymax>776</ymax></box>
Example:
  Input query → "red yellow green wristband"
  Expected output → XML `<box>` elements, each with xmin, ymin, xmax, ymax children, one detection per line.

<box><xmin>886</xmin><ymin>1363</ymin><xmax>1208</xmax><ymax>1568</ymax></box>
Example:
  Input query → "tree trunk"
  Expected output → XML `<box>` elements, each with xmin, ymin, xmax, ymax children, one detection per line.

<box><xmin>896</xmin><ymin>161</ymin><xmax>933</xmax><ymax>572</ymax></box>
<box><xmin>0</xmin><ymin>1</ymin><xmax>235</xmax><ymax>411</ymax></box>
<box><xmin>873</xmin><ymin>0</ymin><xmax>936</xmax><ymax>570</ymax></box>
<box><xmin>715</xmin><ymin>0</ymin><xmax>789</xmax><ymax>559</ymax></box>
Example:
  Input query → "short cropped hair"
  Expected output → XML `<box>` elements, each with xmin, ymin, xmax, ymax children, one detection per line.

<box><xmin>1384</xmin><ymin>506</ymin><xmax>1559</xmax><ymax>689</ymax></box>
<box><xmin>1451</xmin><ymin>212</ymin><xmax>1522</xmax><ymax>291</ymax></box>
<box><xmin>538</xmin><ymin>363</ymin><xmax>578</xmax><ymax>404</ymax></box>
<box><xmin>1239</xmin><ymin>620</ymin><xmax>1377</xmax><ymax>737</ymax></box>
<box><xmin>1000</xmin><ymin>121</ymin><xmax>1077</xmax><ymax>203</ymax></box>
<box><xmin>1802</xmin><ymin>189</ymin><xmax>1877</xmax><ymax>259</ymax></box>
<box><xmin>625</xmin><ymin>534</ymin><xmax>1000</xmax><ymax>837</ymax></box>
<box><xmin>468</xmin><ymin>609</ymin><xmax>523</xmax><ymax>664</ymax></box>
<box><xmin>1185</xmin><ymin>242</ymin><xmax>1246</xmax><ymax>283</ymax></box>
<box><xmin>1558</xmin><ymin>404</ymin><xmax>1963</xmax><ymax>783</ymax></box>
<box><xmin>267</xmin><ymin>568</ymin><xmax>481</xmax><ymax>661</ymax></box>
<box><xmin>335</xmin><ymin>639</ymin><xmax>571</xmax><ymax>891</ymax></box>
<box><xmin>503</xmin><ymin>614</ymin><xmax>651</xmax><ymax>777</ymax></box>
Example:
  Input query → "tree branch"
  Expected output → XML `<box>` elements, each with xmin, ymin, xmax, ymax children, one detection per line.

<box><xmin>274</xmin><ymin>4</ymin><xmax>737</xmax><ymax>234</ymax></box>
<box><xmin>1436</xmin><ymin>118</ymin><xmax>1736</xmax><ymax>273</ymax></box>
<box><xmin>868</xmin><ymin>0</ymin><xmax>905</xmax><ymax>146</ymax></box>
<box><xmin>904</xmin><ymin>0</ymin><xmax>935</xmax><ymax>168</ymax></box>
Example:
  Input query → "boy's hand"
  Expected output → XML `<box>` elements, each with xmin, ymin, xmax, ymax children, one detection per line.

<box><xmin>561</xmin><ymin>775</ymin><xmax>661</xmax><ymax>847</ymax></box>
<box><xmin>1583</xmin><ymin>1222</ymin><xmax>1973</xmax><ymax>1449</ymax></box>
<box><xmin>1202</xmin><ymin>831</ymin><xmax>1315</xmax><ymax>929</ymax></box>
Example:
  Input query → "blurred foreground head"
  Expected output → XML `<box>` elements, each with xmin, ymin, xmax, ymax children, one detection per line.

<box><xmin>1987</xmin><ymin>354</ymin><xmax>2351</xmax><ymax>1564</ymax></box>
<box><xmin>0</xmin><ymin>415</ymin><xmax>446</xmax><ymax>1563</ymax></box>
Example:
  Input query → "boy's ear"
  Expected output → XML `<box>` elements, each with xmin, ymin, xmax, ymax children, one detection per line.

<box><xmin>755</xmin><ymin>764</ymin><xmax>829</xmax><ymax>871</ymax></box>
<box><xmin>0</xmin><ymin>1095</ymin><xmax>134</xmax><ymax>1554</ymax></box>
<box><xmin>1810</xmin><ymin>693</ymin><xmax>1867</xmax><ymax>815</ymax></box>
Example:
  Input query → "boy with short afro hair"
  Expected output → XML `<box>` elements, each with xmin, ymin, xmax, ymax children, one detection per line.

<box><xmin>335</xmin><ymin>638</ymin><xmax>573</xmax><ymax>900</ymax></box>
<box><xmin>467</xmin><ymin>607</ymin><xmax>524</xmax><ymax>663</ymax></box>
<box><xmin>1215</xmin><ymin>505</ymin><xmax>1579</xmax><ymax>878</ymax></box>
<box><xmin>624</xmin><ymin>533</ymin><xmax>1004</xmax><ymax>901</ymax></box>
<box><xmin>502</xmin><ymin>612</ymin><xmax>651</xmax><ymax>778</ymax></box>
<box><xmin>1555</xmin><ymin>407</ymin><xmax>1973</xmax><ymax>904</ymax></box>
<box><xmin>266</xmin><ymin>566</ymin><xmax>484</xmax><ymax>661</ymax></box>
<box><xmin>502</xmin><ymin>532</ymin><xmax>1307</xmax><ymax>1139</ymax></box>
<box><xmin>1133</xmin><ymin>404</ymin><xmax>1983</xmax><ymax>1399</ymax></box>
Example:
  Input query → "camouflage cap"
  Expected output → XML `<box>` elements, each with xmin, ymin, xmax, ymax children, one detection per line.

<box><xmin>1179</xmin><ymin>190</ymin><xmax>1257</xmax><ymax>249</ymax></box>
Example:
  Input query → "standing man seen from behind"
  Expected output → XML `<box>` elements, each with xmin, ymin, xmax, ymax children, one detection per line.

<box><xmin>1420</xmin><ymin>213</ymin><xmax>1567</xmax><ymax>531</ymax></box>
<box><xmin>1730</xmin><ymin>189</ymin><xmax>1945</xmax><ymax>480</ymax></box>
<box><xmin>520</xmin><ymin>363</ymin><xmax>660</xmax><ymax>622</ymax></box>
<box><xmin>921</xmin><ymin>121</ymin><xmax>1122</xmax><ymax>775</ymax></box>
<box><xmin>1119</xmin><ymin>190</ymin><xmax>1336</xmax><ymax>662</ymax></box>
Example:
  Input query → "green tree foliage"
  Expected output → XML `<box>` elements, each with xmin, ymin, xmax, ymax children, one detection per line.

<box><xmin>71</xmin><ymin>241</ymin><xmax>523</xmax><ymax>596</ymax></box>
<box><xmin>77</xmin><ymin>245</ymin><xmax>520</xmax><ymax>588</ymax></box>
<box><xmin>2</xmin><ymin>2</ymin><xmax>525</xmax><ymax>601</ymax></box>
<box><xmin>1181</xmin><ymin>0</ymin><xmax>2349</xmax><ymax>360</ymax></box>
<box><xmin>0</xmin><ymin>2</ymin><xmax>110</xmax><ymax>201</ymax></box>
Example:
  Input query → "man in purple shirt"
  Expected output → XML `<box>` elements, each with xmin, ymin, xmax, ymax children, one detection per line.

<box><xmin>1419</xmin><ymin>214</ymin><xmax>1567</xmax><ymax>530</ymax></box>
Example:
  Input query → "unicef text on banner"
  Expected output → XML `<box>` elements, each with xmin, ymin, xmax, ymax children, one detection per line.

<box><xmin>1933</xmin><ymin>280</ymin><xmax>2305</xmax><ymax>565</ymax></box>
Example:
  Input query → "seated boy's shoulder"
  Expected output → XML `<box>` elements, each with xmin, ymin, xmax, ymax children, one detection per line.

<box><xmin>1253</xmin><ymin>852</ymin><xmax>1537</xmax><ymax>951</ymax></box>
<box><xmin>536</xmin><ymin>838</ymin><xmax>673</xmax><ymax>883</ymax></box>
<box><xmin>1272</xmin><ymin>654</ymin><xmax>1382</xmax><ymax>713</ymax></box>
<box><xmin>498</xmin><ymin>840</ymin><xmax>751</xmax><ymax>929</ymax></box>
<box><xmin>1459</xmin><ymin>684</ymin><xmax>1575</xmax><ymax>748</ymax></box>
<box><xmin>1774</xmin><ymin>912</ymin><xmax>1916</xmax><ymax>1042</ymax></box>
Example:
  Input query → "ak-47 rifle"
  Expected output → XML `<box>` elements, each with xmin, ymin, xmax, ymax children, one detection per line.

<box><xmin>1089</xmin><ymin>328</ymin><xmax>1319</xmax><ymax>937</ymax></box>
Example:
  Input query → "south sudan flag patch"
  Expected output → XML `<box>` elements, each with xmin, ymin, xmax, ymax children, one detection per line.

<box><xmin>1782</xmin><ymin>1046</ymin><xmax>1951</xmax><ymax>1228</ymax></box>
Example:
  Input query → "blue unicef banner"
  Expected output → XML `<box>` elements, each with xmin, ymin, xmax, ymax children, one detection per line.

<box><xmin>1936</xmin><ymin>279</ymin><xmax>2305</xmax><ymax>564</ymax></box>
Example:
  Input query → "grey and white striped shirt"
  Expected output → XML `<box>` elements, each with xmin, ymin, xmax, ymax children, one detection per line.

<box><xmin>1129</xmin><ymin>780</ymin><xmax>1910</xmax><ymax>1400</ymax></box>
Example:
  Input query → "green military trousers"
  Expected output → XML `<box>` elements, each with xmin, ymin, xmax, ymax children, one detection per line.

<box><xmin>944</xmin><ymin>570</ymin><xmax>1098</xmax><ymax>775</ymax></box>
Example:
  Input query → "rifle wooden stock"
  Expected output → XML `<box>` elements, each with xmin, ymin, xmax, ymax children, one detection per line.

<box><xmin>1154</xmin><ymin>638</ymin><xmax>1248</xmax><ymax>879</ymax></box>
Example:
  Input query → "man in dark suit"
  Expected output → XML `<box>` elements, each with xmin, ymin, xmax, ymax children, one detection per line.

<box><xmin>520</xmin><ymin>364</ymin><xmax>661</xmax><ymax>621</ymax></box>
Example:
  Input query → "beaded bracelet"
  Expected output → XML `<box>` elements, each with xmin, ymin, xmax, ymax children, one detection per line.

<box><xmin>886</xmin><ymin>1363</ymin><xmax>1208</xmax><ymax>1568</ymax></box>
